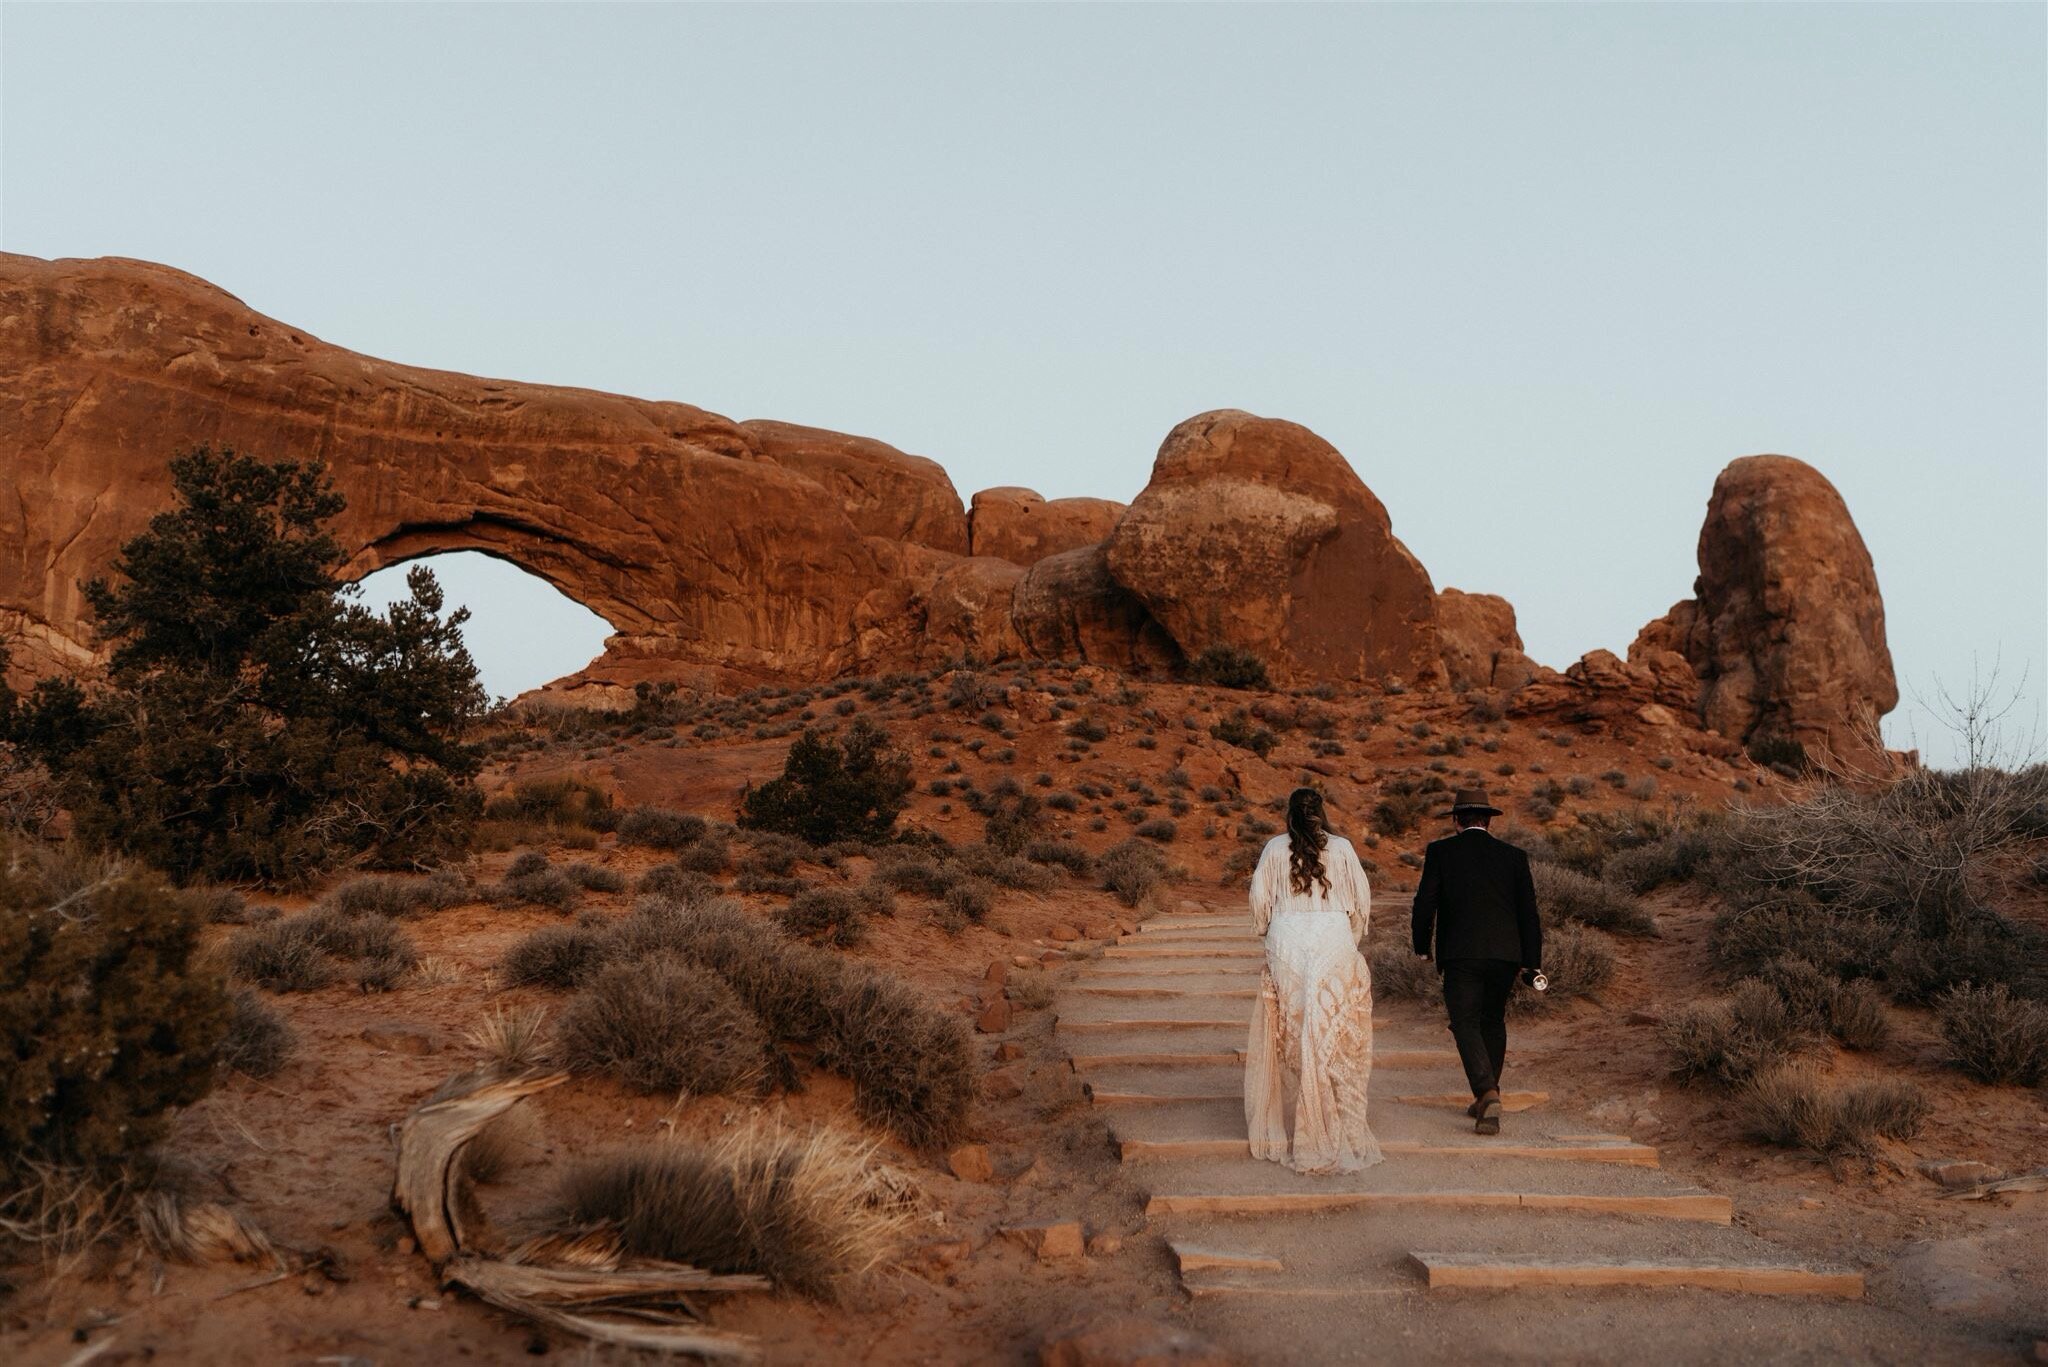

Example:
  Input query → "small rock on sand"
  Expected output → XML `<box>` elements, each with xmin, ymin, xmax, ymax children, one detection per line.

<box><xmin>947</xmin><ymin>1144</ymin><xmax>995</xmax><ymax>1183</ymax></box>
<box><xmin>1001</xmin><ymin>1220</ymin><xmax>1084</xmax><ymax>1260</ymax></box>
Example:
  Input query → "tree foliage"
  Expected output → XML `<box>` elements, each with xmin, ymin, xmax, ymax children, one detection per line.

<box><xmin>738</xmin><ymin>719</ymin><xmax>913</xmax><ymax>847</ymax></box>
<box><xmin>3</xmin><ymin>448</ymin><xmax>487</xmax><ymax>884</ymax></box>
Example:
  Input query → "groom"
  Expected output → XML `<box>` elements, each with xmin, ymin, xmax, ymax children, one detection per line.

<box><xmin>1410</xmin><ymin>788</ymin><xmax>1543</xmax><ymax>1136</ymax></box>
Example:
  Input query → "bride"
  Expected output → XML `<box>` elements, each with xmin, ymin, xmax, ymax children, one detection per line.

<box><xmin>1245</xmin><ymin>787</ymin><xmax>1383</xmax><ymax>1174</ymax></box>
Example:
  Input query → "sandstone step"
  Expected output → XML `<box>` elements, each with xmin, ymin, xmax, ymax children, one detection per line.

<box><xmin>1146</xmin><ymin>1190</ymin><xmax>1731</xmax><ymax>1224</ymax></box>
<box><xmin>1078</xmin><ymin>965</ymin><xmax>1263</xmax><ymax>980</ymax></box>
<box><xmin>1395</xmin><ymin>1091</ymin><xmax>1547</xmax><ymax>1112</ymax></box>
<box><xmin>1069</xmin><ymin>1047</ymin><xmax>1457</xmax><ymax>1073</ymax></box>
<box><xmin>1058</xmin><ymin>1018</ymin><xmax>1249</xmax><ymax>1034</ymax></box>
<box><xmin>1409</xmin><ymin>1252</ymin><xmax>1862</xmax><ymax>1298</ymax></box>
<box><xmin>1059</xmin><ymin>985</ymin><xmax>1257</xmax><ymax>1002</ymax></box>
<box><xmin>1103</xmin><ymin>946</ymin><xmax>1264</xmax><ymax>960</ymax></box>
<box><xmin>1121</xmin><ymin>1138</ymin><xmax>1658</xmax><ymax>1166</ymax></box>
<box><xmin>1170</xmin><ymin>1242</ymin><xmax>1284</xmax><ymax>1275</ymax></box>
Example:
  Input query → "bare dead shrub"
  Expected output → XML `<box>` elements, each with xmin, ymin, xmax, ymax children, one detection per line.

<box><xmin>1825</xmin><ymin>979</ymin><xmax>1892</xmax><ymax>1051</ymax></box>
<box><xmin>558</xmin><ymin>1122</ymin><xmax>907</xmax><ymax>1300</ymax></box>
<box><xmin>558</xmin><ymin>956</ymin><xmax>770</xmax><ymax>1097</ymax></box>
<box><xmin>943</xmin><ymin>879</ymin><xmax>994</xmax><ymax>924</ymax></box>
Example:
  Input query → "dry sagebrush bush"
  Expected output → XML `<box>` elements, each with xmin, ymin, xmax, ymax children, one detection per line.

<box><xmin>1602</xmin><ymin>828</ymin><xmax>1717</xmax><ymax>893</ymax></box>
<box><xmin>1514</xmin><ymin>921</ymin><xmax>1614</xmax><ymax>1011</ymax></box>
<box><xmin>559</xmin><ymin>955</ymin><xmax>771</xmax><ymax>1097</ymax></box>
<box><xmin>818</xmin><ymin>971</ymin><xmax>974</xmax><ymax>1151</ymax></box>
<box><xmin>1743</xmin><ymin>1062</ymin><xmax>1929</xmax><ymax>1162</ymax></box>
<box><xmin>777</xmin><ymin>889</ymin><xmax>869</xmax><ymax>948</ymax></box>
<box><xmin>1023</xmin><ymin>839</ymin><xmax>1092</xmax><ymax>876</ymax></box>
<box><xmin>216</xmin><ymin>989</ymin><xmax>294</xmax><ymax>1079</ymax></box>
<box><xmin>616</xmin><ymin>805</ymin><xmax>709</xmax><ymax>851</ymax></box>
<box><xmin>1366</xmin><ymin>941</ymin><xmax>1441</xmax><ymax>1005</ymax></box>
<box><xmin>324</xmin><ymin>870</ymin><xmax>466</xmax><ymax>919</ymax></box>
<box><xmin>1936</xmin><ymin>983</ymin><xmax>2048</xmax><ymax>1086</ymax></box>
<box><xmin>225</xmin><ymin>915</ymin><xmax>337</xmax><ymax>992</ymax></box>
<box><xmin>1825</xmin><ymin>979</ymin><xmax>1892</xmax><ymax>1051</ymax></box>
<box><xmin>1532</xmin><ymin>863</ymin><xmax>1657</xmax><ymax>936</ymax></box>
<box><xmin>559</xmin><ymin>1122</ymin><xmax>908</xmax><ymax>1300</ymax></box>
<box><xmin>499</xmin><ymin>923</ymin><xmax>611</xmax><ymax>989</ymax></box>
<box><xmin>1665</xmin><ymin>979</ymin><xmax>1807</xmax><ymax>1084</ymax></box>
<box><xmin>1098</xmin><ymin>838</ymin><xmax>1171</xmax><ymax>908</ymax></box>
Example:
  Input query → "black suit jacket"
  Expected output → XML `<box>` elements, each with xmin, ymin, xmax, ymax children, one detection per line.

<box><xmin>1410</xmin><ymin>829</ymin><xmax>1542</xmax><ymax>970</ymax></box>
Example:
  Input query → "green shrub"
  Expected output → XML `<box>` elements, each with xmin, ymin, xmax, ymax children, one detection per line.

<box><xmin>559</xmin><ymin>955</ymin><xmax>771</xmax><ymax>1096</ymax></box>
<box><xmin>739</xmin><ymin>720</ymin><xmax>913</xmax><ymax>847</ymax></box>
<box><xmin>1183</xmin><ymin>645</ymin><xmax>1271</xmax><ymax>691</ymax></box>
<box><xmin>0</xmin><ymin>846</ymin><xmax>231</xmax><ymax>1171</ymax></box>
<box><xmin>1936</xmin><ymin>983</ymin><xmax>2048</xmax><ymax>1085</ymax></box>
<box><xmin>2</xmin><ymin>449</ymin><xmax>484</xmax><ymax>884</ymax></box>
<box><xmin>1532</xmin><ymin>863</ymin><xmax>1656</xmax><ymax>936</ymax></box>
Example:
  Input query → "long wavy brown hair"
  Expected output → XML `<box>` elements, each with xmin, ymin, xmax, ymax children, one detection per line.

<box><xmin>1286</xmin><ymin>787</ymin><xmax>1331</xmax><ymax>896</ymax></box>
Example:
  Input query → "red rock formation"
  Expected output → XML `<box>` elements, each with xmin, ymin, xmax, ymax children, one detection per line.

<box><xmin>742</xmin><ymin>420</ymin><xmax>968</xmax><ymax>553</ymax></box>
<box><xmin>1436</xmin><ymin>588</ymin><xmax>1531</xmax><ymax>692</ymax></box>
<box><xmin>967</xmin><ymin>487</ymin><xmax>1125</xmax><ymax>567</ymax></box>
<box><xmin>1011</xmin><ymin>545</ymin><xmax>1180</xmax><ymax>672</ymax></box>
<box><xmin>0</xmin><ymin>253</ymin><xmax>958</xmax><ymax>686</ymax></box>
<box><xmin>1103</xmin><ymin>411</ymin><xmax>1442</xmax><ymax>688</ymax></box>
<box><xmin>1633</xmin><ymin>455</ymin><xmax>1897</xmax><ymax>768</ymax></box>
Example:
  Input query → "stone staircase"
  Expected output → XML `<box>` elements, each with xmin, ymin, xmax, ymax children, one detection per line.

<box><xmin>1055</xmin><ymin>899</ymin><xmax>1881</xmax><ymax>1344</ymax></box>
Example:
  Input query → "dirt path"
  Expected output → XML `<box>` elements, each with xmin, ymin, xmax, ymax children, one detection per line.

<box><xmin>1054</xmin><ymin>897</ymin><xmax>2012</xmax><ymax>1365</ymax></box>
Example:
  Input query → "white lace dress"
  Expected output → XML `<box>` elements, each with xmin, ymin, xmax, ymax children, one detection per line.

<box><xmin>1245</xmin><ymin>833</ymin><xmax>1383</xmax><ymax>1174</ymax></box>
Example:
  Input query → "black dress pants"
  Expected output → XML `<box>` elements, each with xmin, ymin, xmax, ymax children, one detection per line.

<box><xmin>1440</xmin><ymin>958</ymin><xmax>1519</xmax><ymax>1098</ymax></box>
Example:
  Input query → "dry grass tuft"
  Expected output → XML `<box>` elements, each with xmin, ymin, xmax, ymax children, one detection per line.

<box><xmin>135</xmin><ymin>1189</ymin><xmax>278</xmax><ymax>1266</ymax></box>
<box><xmin>1532</xmin><ymin>863</ymin><xmax>1657</xmax><ymax>936</ymax></box>
<box><xmin>558</xmin><ymin>1121</ymin><xmax>908</xmax><ymax>1300</ymax></box>
<box><xmin>467</xmin><ymin>1005</ymin><xmax>554</xmax><ymax>1073</ymax></box>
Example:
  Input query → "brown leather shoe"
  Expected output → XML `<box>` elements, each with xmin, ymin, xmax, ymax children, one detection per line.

<box><xmin>1464</xmin><ymin>1097</ymin><xmax>1483</xmax><ymax>1119</ymax></box>
<box><xmin>1474</xmin><ymin>1091</ymin><xmax>1502</xmax><ymax>1136</ymax></box>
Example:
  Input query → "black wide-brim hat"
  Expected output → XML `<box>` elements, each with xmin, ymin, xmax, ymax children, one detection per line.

<box><xmin>1448</xmin><ymin>787</ymin><xmax>1503</xmax><ymax>817</ymax></box>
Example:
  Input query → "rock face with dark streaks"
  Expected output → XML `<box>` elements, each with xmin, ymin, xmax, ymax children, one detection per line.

<box><xmin>1103</xmin><ymin>410</ymin><xmax>1443</xmax><ymax>688</ymax></box>
<box><xmin>968</xmin><ymin>487</ymin><xmax>1125</xmax><ymax>567</ymax></box>
<box><xmin>1633</xmin><ymin>455</ymin><xmax>1897</xmax><ymax>768</ymax></box>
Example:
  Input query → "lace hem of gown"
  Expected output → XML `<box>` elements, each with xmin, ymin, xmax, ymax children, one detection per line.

<box><xmin>1245</xmin><ymin>946</ymin><xmax>1383</xmax><ymax>1175</ymax></box>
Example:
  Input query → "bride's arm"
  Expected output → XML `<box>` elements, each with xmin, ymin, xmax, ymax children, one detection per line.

<box><xmin>1249</xmin><ymin>839</ymin><xmax>1282</xmax><ymax>936</ymax></box>
<box><xmin>1341</xmin><ymin>841</ymin><xmax>1372</xmax><ymax>946</ymax></box>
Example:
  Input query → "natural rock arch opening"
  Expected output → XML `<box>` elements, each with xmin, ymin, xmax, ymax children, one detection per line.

<box><xmin>353</xmin><ymin>550</ymin><xmax>615</xmax><ymax>703</ymax></box>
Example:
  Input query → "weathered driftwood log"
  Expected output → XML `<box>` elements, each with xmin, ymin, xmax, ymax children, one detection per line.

<box><xmin>391</xmin><ymin>1070</ymin><xmax>764</xmax><ymax>1360</ymax></box>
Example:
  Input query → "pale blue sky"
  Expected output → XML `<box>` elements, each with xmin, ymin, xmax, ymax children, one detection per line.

<box><xmin>4</xmin><ymin>3</ymin><xmax>2042</xmax><ymax>762</ymax></box>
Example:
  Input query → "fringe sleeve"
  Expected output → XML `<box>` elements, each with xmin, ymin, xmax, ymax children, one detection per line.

<box><xmin>1250</xmin><ymin>837</ymin><xmax>1285</xmax><ymax>936</ymax></box>
<box><xmin>1338</xmin><ymin>839</ymin><xmax>1372</xmax><ymax>945</ymax></box>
